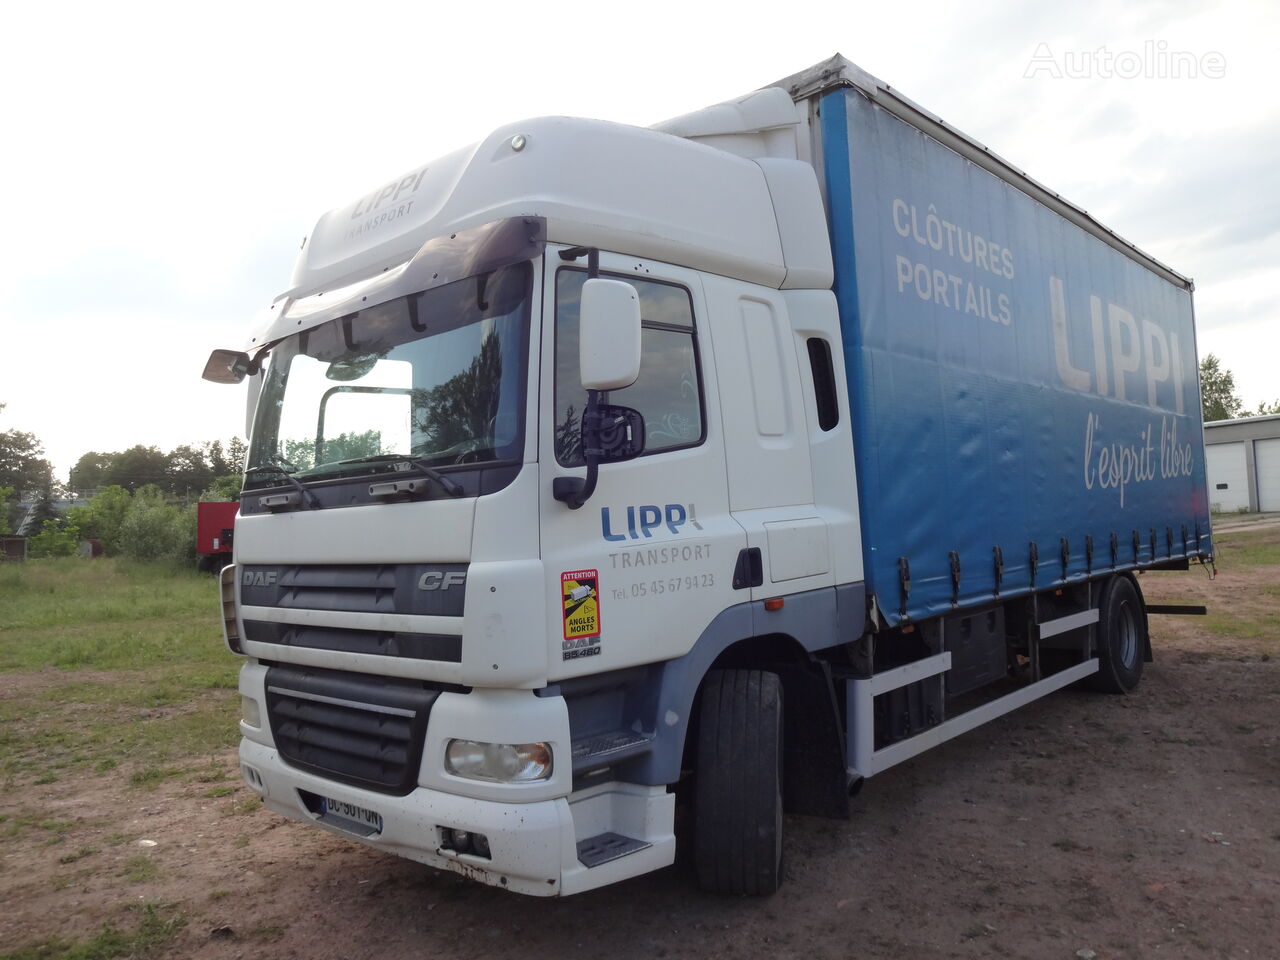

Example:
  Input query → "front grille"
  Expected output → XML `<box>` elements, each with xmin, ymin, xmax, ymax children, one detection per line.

<box><xmin>240</xmin><ymin>564</ymin><xmax>467</xmax><ymax>617</ymax></box>
<box><xmin>243</xmin><ymin>620</ymin><xmax>462</xmax><ymax>662</ymax></box>
<box><xmin>278</xmin><ymin>566</ymin><xmax>397</xmax><ymax>612</ymax></box>
<box><xmin>264</xmin><ymin>664</ymin><xmax>442</xmax><ymax>795</ymax></box>
<box><xmin>239</xmin><ymin>563</ymin><xmax>467</xmax><ymax>663</ymax></box>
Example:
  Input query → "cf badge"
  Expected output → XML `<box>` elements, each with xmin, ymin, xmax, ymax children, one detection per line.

<box><xmin>418</xmin><ymin>571</ymin><xmax>467</xmax><ymax>591</ymax></box>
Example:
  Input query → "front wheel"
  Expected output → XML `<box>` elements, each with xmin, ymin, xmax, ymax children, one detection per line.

<box><xmin>1089</xmin><ymin>575</ymin><xmax>1147</xmax><ymax>693</ymax></box>
<box><xmin>693</xmin><ymin>669</ymin><xmax>783</xmax><ymax>895</ymax></box>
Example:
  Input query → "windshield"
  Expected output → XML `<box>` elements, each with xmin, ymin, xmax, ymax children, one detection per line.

<box><xmin>247</xmin><ymin>261</ymin><xmax>532</xmax><ymax>485</ymax></box>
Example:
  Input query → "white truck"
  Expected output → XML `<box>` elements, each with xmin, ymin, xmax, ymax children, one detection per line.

<box><xmin>204</xmin><ymin>54</ymin><xmax>1212</xmax><ymax>896</ymax></box>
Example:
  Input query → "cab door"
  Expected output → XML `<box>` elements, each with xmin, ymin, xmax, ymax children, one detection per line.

<box><xmin>537</xmin><ymin>250</ymin><xmax>745</xmax><ymax>678</ymax></box>
<box><xmin>701</xmin><ymin>276</ymin><xmax>837</xmax><ymax>602</ymax></box>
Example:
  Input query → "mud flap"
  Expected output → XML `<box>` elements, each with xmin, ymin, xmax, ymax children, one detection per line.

<box><xmin>780</xmin><ymin>660</ymin><xmax>849</xmax><ymax>820</ymax></box>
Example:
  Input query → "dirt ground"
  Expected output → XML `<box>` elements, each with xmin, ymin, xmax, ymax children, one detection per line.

<box><xmin>2</xmin><ymin>551</ymin><xmax>1276</xmax><ymax>960</ymax></box>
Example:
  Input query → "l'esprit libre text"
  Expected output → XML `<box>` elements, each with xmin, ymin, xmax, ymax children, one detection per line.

<box><xmin>1082</xmin><ymin>413</ymin><xmax>1195</xmax><ymax>508</ymax></box>
<box><xmin>891</xmin><ymin>199</ymin><xmax>1015</xmax><ymax>325</ymax></box>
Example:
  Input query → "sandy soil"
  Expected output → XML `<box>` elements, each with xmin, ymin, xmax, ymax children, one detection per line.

<box><xmin>2</xmin><ymin>560</ymin><xmax>1276</xmax><ymax>960</ymax></box>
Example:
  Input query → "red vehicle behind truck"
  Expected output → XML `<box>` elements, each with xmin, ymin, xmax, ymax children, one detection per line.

<box><xmin>196</xmin><ymin>501</ymin><xmax>237</xmax><ymax>573</ymax></box>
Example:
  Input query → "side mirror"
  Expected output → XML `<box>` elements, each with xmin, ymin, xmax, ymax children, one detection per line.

<box><xmin>580</xmin><ymin>278</ymin><xmax>641</xmax><ymax>391</ymax></box>
<box><xmin>595</xmin><ymin>404</ymin><xmax>646</xmax><ymax>462</ymax></box>
<box><xmin>203</xmin><ymin>349</ymin><xmax>252</xmax><ymax>384</ymax></box>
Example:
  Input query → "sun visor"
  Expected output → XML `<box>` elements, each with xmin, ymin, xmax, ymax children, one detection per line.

<box><xmin>247</xmin><ymin>217</ymin><xmax>546</xmax><ymax>353</ymax></box>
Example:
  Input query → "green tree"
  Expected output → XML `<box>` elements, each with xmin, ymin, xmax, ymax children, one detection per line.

<box><xmin>280</xmin><ymin>430</ymin><xmax>383</xmax><ymax>471</ymax></box>
<box><xmin>69</xmin><ymin>451</ymin><xmax>117</xmax><ymax>494</ymax></box>
<box><xmin>1246</xmin><ymin>398</ymin><xmax>1280</xmax><ymax>417</ymax></box>
<box><xmin>27</xmin><ymin>513</ymin><xmax>82</xmax><ymax>557</ymax></box>
<box><xmin>0</xmin><ymin>403</ymin><xmax>56</xmax><ymax>500</ymax></box>
<box><xmin>103</xmin><ymin>445</ymin><xmax>170</xmax><ymax>491</ymax></box>
<box><xmin>0</xmin><ymin>485</ymin><xmax>13</xmax><ymax>535</ymax></box>
<box><xmin>1199</xmin><ymin>354</ymin><xmax>1244</xmax><ymax>422</ymax></box>
<box><xmin>65</xmin><ymin>485</ymin><xmax>132</xmax><ymax>553</ymax></box>
<box><xmin>166</xmin><ymin>444</ymin><xmax>213</xmax><ymax>498</ymax></box>
<box><xmin>412</xmin><ymin>332</ymin><xmax>503</xmax><ymax>455</ymax></box>
<box><xmin>201</xmin><ymin>475</ymin><xmax>243</xmax><ymax>502</ymax></box>
<box><xmin>204</xmin><ymin>439</ymin><xmax>230</xmax><ymax>476</ymax></box>
<box><xmin>227</xmin><ymin>436</ymin><xmax>247</xmax><ymax>474</ymax></box>
<box><xmin>282</xmin><ymin>438</ymin><xmax>315</xmax><ymax>471</ymax></box>
<box><xmin>27</xmin><ymin>482</ymin><xmax>61</xmax><ymax>537</ymax></box>
<box><xmin>119</xmin><ymin>488</ymin><xmax>196</xmax><ymax>564</ymax></box>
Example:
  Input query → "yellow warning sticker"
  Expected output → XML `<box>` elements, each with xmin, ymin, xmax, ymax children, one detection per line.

<box><xmin>561</xmin><ymin>569</ymin><xmax>601</xmax><ymax>653</ymax></box>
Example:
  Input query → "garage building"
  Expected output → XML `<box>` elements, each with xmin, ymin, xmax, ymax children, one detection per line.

<box><xmin>1204</xmin><ymin>413</ymin><xmax>1280</xmax><ymax>513</ymax></box>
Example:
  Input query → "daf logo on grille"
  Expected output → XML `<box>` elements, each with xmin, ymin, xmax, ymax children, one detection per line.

<box><xmin>418</xmin><ymin>571</ymin><xmax>466</xmax><ymax>591</ymax></box>
<box><xmin>243</xmin><ymin>570</ymin><xmax>278</xmax><ymax>587</ymax></box>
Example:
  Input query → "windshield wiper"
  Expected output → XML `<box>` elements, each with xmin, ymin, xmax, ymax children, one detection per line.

<box><xmin>338</xmin><ymin>454</ymin><xmax>464</xmax><ymax>497</ymax></box>
<box><xmin>244</xmin><ymin>464</ymin><xmax>322</xmax><ymax>509</ymax></box>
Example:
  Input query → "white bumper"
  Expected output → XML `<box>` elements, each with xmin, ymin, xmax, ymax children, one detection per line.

<box><xmin>237</xmin><ymin>665</ymin><xmax>675</xmax><ymax>896</ymax></box>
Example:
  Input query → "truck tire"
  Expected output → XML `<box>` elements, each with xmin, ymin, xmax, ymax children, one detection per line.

<box><xmin>694</xmin><ymin>669</ymin><xmax>783</xmax><ymax>895</ymax></box>
<box><xmin>1089</xmin><ymin>575</ymin><xmax>1146</xmax><ymax>693</ymax></box>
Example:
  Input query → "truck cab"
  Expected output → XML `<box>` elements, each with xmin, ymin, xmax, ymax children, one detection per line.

<box><xmin>208</xmin><ymin>95</ymin><xmax>858</xmax><ymax>896</ymax></box>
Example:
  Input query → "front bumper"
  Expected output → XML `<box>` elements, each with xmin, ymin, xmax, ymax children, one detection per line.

<box><xmin>237</xmin><ymin>662</ymin><xmax>675</xmax><ymax>896</ymax></box>
<box><xmin>240</xmin><ymin>740</ymin><xmax>674</xmax><ymax>896</ymax></box>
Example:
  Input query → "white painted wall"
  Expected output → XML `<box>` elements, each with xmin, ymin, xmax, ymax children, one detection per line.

<box><xmin>1255</xmin><ymin>438</ymin><xmax>1280</xmax><ymax>512</ymax></box>
<box><xmin>1205</xmin><ymin>442</ymin><xmax>1250</xmax><ymax>512</ymax></box>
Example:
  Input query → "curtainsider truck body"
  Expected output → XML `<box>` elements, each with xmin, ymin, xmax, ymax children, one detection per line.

<box><xmin>204</xmin><ymin>54</ymin><xmax>1211</xmax><ymax>897</ymax></box>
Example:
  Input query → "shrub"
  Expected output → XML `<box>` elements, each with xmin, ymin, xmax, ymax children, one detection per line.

<box><xmin>118</xmin><ymin>496</ymin><xmax>197</xmax><ymax>564</ymax></box>
<box><xmin>68</xmin><ymin>485</ymin><xmax>133</xmax><ymax>554</ymax></box>
<box><xmin>200</xmin><ymin>474</ymin><xmax>243</xmax><ymax>502</ymax></box>
<box><xmin>27</xmin><ymin>520</ymin><xmax>82</xmax><ymax>558</ymax></box>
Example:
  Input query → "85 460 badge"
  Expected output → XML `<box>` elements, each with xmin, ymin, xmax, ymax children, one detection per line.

<box><xmin>561</xmin><ymin>569</ymin><xmax>601</xmax><ymax>660</ymax></box>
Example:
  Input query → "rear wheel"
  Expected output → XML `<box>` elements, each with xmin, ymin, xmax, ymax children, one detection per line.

<box><xmin>693</xmin><ymin>669</ymin><xmax>783</xmax><ymax>895</ymax></box>
<box><xmin>1089</xmin><ymin>575</ymin><xmax>1147</xmax><ymax>693</ymax></box>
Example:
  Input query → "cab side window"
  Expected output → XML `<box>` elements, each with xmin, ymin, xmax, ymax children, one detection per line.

<box><xmin>555</xmin><ymin>269</ymin><xmax>704</xmax><ymax>466</ymax></box>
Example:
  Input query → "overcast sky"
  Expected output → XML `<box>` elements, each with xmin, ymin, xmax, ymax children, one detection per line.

<box><xmin>2</xmin><ymin>0</ymin><xmax>1275</xmax><ymax>482</ymax></box>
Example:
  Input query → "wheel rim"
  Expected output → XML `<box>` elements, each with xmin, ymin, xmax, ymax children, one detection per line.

<box><xmin>1116</xmin><ymin>601</ymin><xmax>1138</xmax><ymax>668</ymax></box>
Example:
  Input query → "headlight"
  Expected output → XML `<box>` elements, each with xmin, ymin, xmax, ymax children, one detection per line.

<box><xmin>444</xmin><ymin>740</ymin><xmax>552</xmax><ymax>782</ymax></box>
<box><xmin>240</xmin><ymin>695</ymin><xmax>261</xmax><ymax>727</ymax></box>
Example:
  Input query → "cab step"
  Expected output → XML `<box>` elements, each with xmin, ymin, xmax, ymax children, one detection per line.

<box><xmin>576</xmin><ymin>832</ymin><xmax>652</xmax><ymax>868</ymax></box>
<box><xmin>571</xmin><ymin>730</ymin><xmax>653</xmax><ymax>774</ymax></box>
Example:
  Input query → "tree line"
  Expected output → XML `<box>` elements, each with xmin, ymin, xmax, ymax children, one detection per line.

<box><xmin>69</xmin><ymin>438</ymin><xmax>247</xmax><ymax>497</ymax></box>
<box><xmin>1</xmin><ymin>402</ymin><xmax>244</xmax><ymax>559</ymax></box>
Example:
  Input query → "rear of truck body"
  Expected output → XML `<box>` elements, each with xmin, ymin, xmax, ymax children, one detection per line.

<box><xmin>196</xmin><ymin>501</ymin><xmax>238</xmax><ymax>573</ymax></box>
<box><xmin>208</xmin><ymin>55</ymin><xmax>1211</xmax><ymax>897</ymax></box>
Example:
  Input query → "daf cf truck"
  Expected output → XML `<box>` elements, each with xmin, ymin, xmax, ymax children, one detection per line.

<box><xmin>203</xmin><ymin>54</ymin><xmax>1212</xmax><ymax>897</ymax></box>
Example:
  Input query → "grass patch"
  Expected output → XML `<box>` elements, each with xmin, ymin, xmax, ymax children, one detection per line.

<box><xmin>128</xmin><ymin>767</ymin><xmax>183</xmax><ymax>790</ymax></box>
<box><xmin>124</xmin><ymin>854</ymin><xmax>159</xmax><ymax>883</ymax></box>
<box><xmin>202</xmin><ymin>785</ymin><xmax>236</xmax><ymax>798</ymax></box>
<box><xmin>1213</xmin><ymin>526</ymin><xmax>1280</xmax><ymax>569</ymax></box>
<box><xmin>1144</xmin><ymin>526</ymin><xmax>1280</xmax><ymax>656</ymax></box>
<box><xmin>191</xmin><ymin>764</ymin><xmax>234</xmax><ymax>783</ymax></box>
<box><xmin>0</xmin><ymin>900</ymin><xmax>185</xmax><ymax>960</ymax></box>
<box><xmin>0</xmin><ymin>681</ymin><xmax>238</xmax><ymax>779</ymax></box>
<box><xmin>0</xmin><ymin>558</ymin><xmax>212</xmax><ymax>635</ymax></box>
<box><xmin>58</xmin><ymin>847</ymin><xmax>98</xmax><ymax>865</ymax></box>
<box><xmin>0</xmin><ymin>558</ymin><xmax>239</xmax><ymax>781</ymax></box>
<box><xmin>227</xmin><ymin>797</ymin><xmax>260</xmax><ymax>817</ymax></box>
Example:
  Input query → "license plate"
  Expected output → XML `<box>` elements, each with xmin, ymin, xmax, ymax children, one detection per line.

<box><xmin>320</xmin><ymin>796</ymin><xmax>383</xmax><ymax>835</ymax></box>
